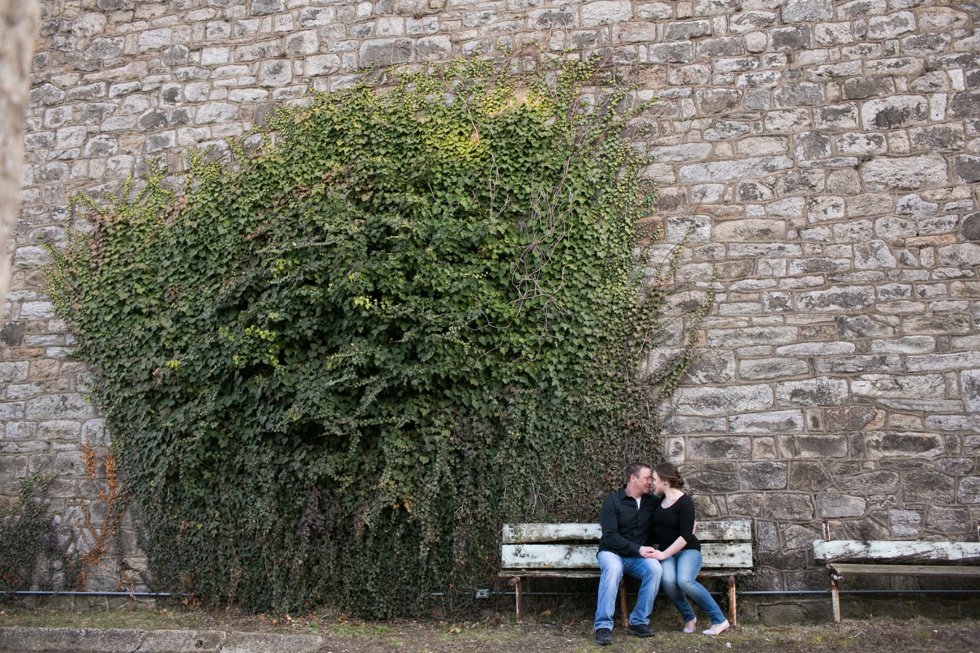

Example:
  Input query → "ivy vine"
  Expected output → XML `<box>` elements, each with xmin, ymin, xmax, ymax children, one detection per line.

<box><xmin>46</xmin><ymin>55</ymin><xmax>701</xmax><ymax>616</ymax></box>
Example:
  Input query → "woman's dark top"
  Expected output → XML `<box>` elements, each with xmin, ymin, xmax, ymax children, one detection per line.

<box><xmin>652</xmin><ymin>493</ymin><xmax>701</xmax><ymax>552</ymax></box>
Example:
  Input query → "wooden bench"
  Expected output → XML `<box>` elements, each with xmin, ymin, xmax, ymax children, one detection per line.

<box><xmin>813</xmin><ymin>521</ymin><xmax>980</xmax><ymax>622</ymax></box>
<box><xmin>499</xmin><ymin>519</ymin><xmax>753</xmax><ymax>626</ymax></box>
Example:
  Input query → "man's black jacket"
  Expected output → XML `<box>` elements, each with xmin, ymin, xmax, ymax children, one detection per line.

<box><xmin>598</xmin><ymin>487</ymin><xmax>661</xmax><ymax>557</ymax></box>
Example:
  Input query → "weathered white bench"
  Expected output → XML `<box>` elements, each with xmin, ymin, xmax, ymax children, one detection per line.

<box><xmin>813</xmin><ymin>521</ymin><xmax>980</xmax><ymax>622</ymax></box>
<box><xmin>499</xmin><ymin>519</ymin><xmax>753</xmax><ymax>626</ymax></box>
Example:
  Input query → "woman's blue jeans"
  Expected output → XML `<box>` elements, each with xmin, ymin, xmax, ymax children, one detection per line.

<box><xmin>594</xmin><ymin>550</ymin><xmax>662</xmax><ymax>631</ymax></box>
<box><xmin>660</xmin><ymin>549</ymin><xmax>727</xmax><ymax>625</ymax></box>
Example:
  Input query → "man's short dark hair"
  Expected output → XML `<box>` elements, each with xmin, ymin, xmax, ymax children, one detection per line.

<box><xmin>624</xmin><ymin>462</ymin><xmax>650</xmax><ymax>484</ymax></box>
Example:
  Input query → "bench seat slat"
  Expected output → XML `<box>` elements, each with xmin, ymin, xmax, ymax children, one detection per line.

<box><xmin>814</xmin><ymin>540</ymin><xmax>980</xmax><ymax>564</ymax></box>
<box><xmin>828</xmin><ymin>563</ymin><xmax>980</xmax><ymax>577</ymax></box>
<box><xmin>501</xmin><ymin>543</ymin><xmax>752</xmax><ymax>570</ymax></box>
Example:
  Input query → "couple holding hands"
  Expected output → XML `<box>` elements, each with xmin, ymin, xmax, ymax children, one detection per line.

<box><xmin>593</xmin><ymin>462</ymin><xmax>730</xmax><ymax>646</ymax></box>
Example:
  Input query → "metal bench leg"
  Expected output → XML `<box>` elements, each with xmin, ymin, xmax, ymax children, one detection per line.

<box><xmin>618</xmin><ymin>579</ymin><xmax>628</xmax><ymax>629</ymax></box>
<box><xmin>728</xmin><ymin>575</ymin><xmax>737</xmax><ymax>628</ymax></box>
<box><xmin>830</xmin><ymin>570</ymin><xmax>842</xmax><ymax>623</ymax></box>
<box><xmin>509</xmin><ymin>577</ymin><xmax>523</xmax><ymax>621</ymax></box>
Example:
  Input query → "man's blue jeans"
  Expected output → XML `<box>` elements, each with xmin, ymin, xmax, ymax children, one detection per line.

<box><xmin>594</xmin><ymin>550</ymin><xmax>663</xmax><ymax>631</ymax></box>
<box><xmin>660</xmin><ymin>549</ymin><xmax>727</xmax><ymax>625</ymax></box>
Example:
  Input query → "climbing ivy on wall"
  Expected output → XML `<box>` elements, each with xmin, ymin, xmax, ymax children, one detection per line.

<box><xmin>46</xmin><ymin>56</ymin><xmax>699</xmax><ymax>616</ymax></box>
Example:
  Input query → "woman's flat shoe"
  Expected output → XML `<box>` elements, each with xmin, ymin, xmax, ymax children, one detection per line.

<box><xmin>703</xmin><ymin>620</ymin><xmax>730</xmax><ymax>636</ymax></box>
<box><xmin>683</xmin><ymin>620</ymin><xmax>697</xmax><ymax>634</ymax></box>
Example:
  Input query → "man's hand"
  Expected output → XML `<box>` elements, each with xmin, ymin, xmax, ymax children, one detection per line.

<box><xmin>638</xmin><ymin>546</ymin><xmax>656</xmax><ymax>558</ymax></box>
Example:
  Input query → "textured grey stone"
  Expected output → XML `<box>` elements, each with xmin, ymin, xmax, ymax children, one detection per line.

<box><xmin>775</xmin><ymin>82</ymin><xmax>824</xmax><ymax>107</ymax></box>
<box><xmin>730</xmin><ymin>410</ymin><xmax>803</xmax><ymax>434</ymax></box>
<box><xmin>956</xmin><ymin>477</ymin><xmax>980</xmax><ymax>504</ymax></box>
<box><xmin>359</xmin><ymin>39</ymin><xmax>413</xmax><ymax>67</ymax></box>
<box><xmin>861</xmin><ymin>154</ymin><xmax>948</xmax><ymax>191</ymax></box>
<box><xmin>779</xmin><ymin>434</ymin><xmax>848</xmax><ymax>459</ymax></box>
<box><xmin>695</xmin><ymin>88</ymin><xmax>742</xmax><ymax>114</ymax></box>
<box><xmin>798</xmin><ymin>287</ymin><xmax>873</xmax><ymax>312</ymax></box>
<box><xmin>865</xmin><ymin>432</ymin><xmax>945</xmax><ymax>459</ymax></box>
<box><xmin>868</xmin><ymin>11</ymin><xmax>916</xmax><ymax>40</ymax></box>
<box><xmin>776</xmin><ymin>378</ymin><xmax>849</xmax><ymax>407</ymax></box>
<box><xmin>950</xmin><ymin>91</ymin><xmax>980</xmax><ymax>118</ymax></box>
<box><xmin>953</xmin><ymin>155</ymin><xmax>980</xmax><ymax>184</ymax></box>
<box><xmin>843</xmin><ymin>76</ymin><xmax>895</xmax><ymax>100</ymax></box>
<box><xmin>771</xmin><ymin>25</ymin><xmax>811</xmax><ymax>51</ymax></box>
<box><xmin>678</xmin><ymin>156</ymin><xmax>792</xmax><ymax>183</ymax></box>
<box><xmin>816</xmin><ymin>494</ymin><xmax>866</xmax><ymax>518</ymax></box>
<box><xmin>740</xmin><ymin>462</ymin><xmax>788</xmax><ymax>490</ymax></box>
<box><xmin>837</xmin><ymin>471</ymin><xmax>900</xmax><ymax>494</ymax></box>
<box><xmin>781</xmin><ymin>0</ymin><xmax>833</xmax><ymax>22</ymax></box>
<box><xmin>675</xmin><ymin>385</ymin><xmax>773</xmax><ymax>417</ymax></box>
<box><xmin>739</xmin><ymin>358</ymin><xmax>809</xmax><ymax>380</ymax></box>
<box><xmin>861</xmin><ymin>95</ymin><xmax>928</xmax><ymax>130</ymax></box>
<box><xmin>763</xmin><ymin>493</ymin><xmax>814</xmax><ymax>520</ymax></box>
<box><xmin>888</xmin><ymin>509</ymin><xmax>922</xmax><ymax>538</ymax></box>
<box><xmin>686</xmin><ymin>468</ymin><xmax>740</xmax><ymax>493</ymax></box>
<box><xmin>904</xmin><ymin>471</ymin><xmax>955</xmax><ymax>503</ymax></box>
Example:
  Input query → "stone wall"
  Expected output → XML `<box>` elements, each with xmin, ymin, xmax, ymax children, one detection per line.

<box><xmin>4</xmin><ymin>0</ymin><xmax>979</xmax><ymax>604</ymax></box>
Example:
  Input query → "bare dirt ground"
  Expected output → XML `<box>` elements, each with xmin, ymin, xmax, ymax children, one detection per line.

<box><xmin>1</xmin><ymin>603</ymin><xmax>978</xmax><ymax>653</ymax></box>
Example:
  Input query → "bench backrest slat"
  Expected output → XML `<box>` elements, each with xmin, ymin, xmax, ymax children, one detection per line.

<box><xmin>502</xmin><ymin>519</ymin><xmax>751</xmax><ymax>545</ymax></box>
<box><xmin>813</xmin><ymin>540</ymin><xmax>980</xmax><ymax>564</ymax></box>
<box><xmin>501</xmin><ymin>542</ymin><xmax>753</xmax><ymax>570</ymax></box>
<box><xmin>502</xmin><ymin>523</ymin><xmax>602</xmax><ymax>543</ymax></box>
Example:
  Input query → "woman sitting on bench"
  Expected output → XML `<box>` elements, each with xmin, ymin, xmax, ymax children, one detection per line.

<box><xmin>649</xmin><ymin>462</ymin><xmax>731</xmax><ymax>636</ymax></box>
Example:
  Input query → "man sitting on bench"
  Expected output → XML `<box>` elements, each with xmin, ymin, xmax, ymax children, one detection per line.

<box><xmin>593</xmin><ymin>462</ymin><xmax>663</xmax><ymax>646</ymax></box>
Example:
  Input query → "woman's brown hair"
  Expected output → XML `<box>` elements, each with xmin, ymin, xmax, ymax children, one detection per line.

<box><xmin>654</xmin><ymin>462</ymin><xmax>684</xmax><ymax>489</ymax></box>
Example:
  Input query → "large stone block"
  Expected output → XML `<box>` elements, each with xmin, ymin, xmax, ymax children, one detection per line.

<box><xmin>926</xmin><ymin>506</ymin><xmax>970</xmax><ymax>533</ymax></box>
<box><xmin>776</xmin><ymin>378</ymin><xmax>849</xmax><ymax>407</ymax></box>
<box><xmin>740</xmin><ymin>461</ymin><xmax>788</xmax><ymax>490</ymax></box>
<box><xmin>816</xmin><ymin>494</ymin><xmax>866</xmax><ymax>518</ymax></box>
<box><xmin>686</xmin><ymin>436</ymin><xmax>752</xmax><ymax>460</ymax></box>
<box><xmin>865</xmin><ymin>431</ymin><xmax>945</xmax><ymax>459</ymax></box>
<box><xmin>771</xmin><ymin>25</ymin><xmax>811</xmax><ymax>51</ymax></box>
<box><xmin>580</xmin><ymin>0</ymin><xmax>632</xmax><ymax>27</ymax></box>
<box><xmin>686</xmin><ymin>467</ymin><xmax>740</xmax><ymax>492</ymax></box>
<box><xmin>861</xmin><ymin>154</ymin><xmax>948</xmax><ymax>191</ymax></box>
<box><xmin>953</xmin><ymin>155</ymin><xmax>980</xmax><ymax>184</ymax></box>
<box><xmin>695</xmin><ymin>88</ymin><xmax>742</xmax><ymax>114</ymax></box>
<box><xmin>963</xmin><ymin>369</ymin><xmax>980</xmax><ymax>414</ymax></box>
<box><xmin>781</xmin><ymin>0</ymin><xmax>832</xmax><ymax>23</ymax></box>
<box><xmin>889</xmin><ymin>509</ymin><xmax>922</xmax><ymax>538</ymax></box>
<box><xmin>763</xmin><ymin>493</ymin><xmax>814</xmax><ymax>520</ymax></box>
<box><xmin>706</xmin><ymin>326</ymin><xmax>798</xmax><ymax>348</ymax></box>
<box><xmin>674</xmin><ymin>385</ymin><xmax>773</xmax><ymax>417</ymax></box>
<box><xmin>837</xmin><ymin>471</ymin><xmax>900</xmax><ymax>494</ymax></box>
<box><xmin>861</xmin><ymin>95</ymin><xmax>928</xmax><ymax>130</ymax></box>
<box><xmin>713</xmin><ymin>219</ymin><xmax>785</xmax><ymax>242</ymax></box>
<box><xmin>739</xmin><ymin>358</ymin><xmax>809</xmax><ymax>380</ymax></box>
<box><xmin>678</xmin><ymin>156</ymin><xmax>792</xmax><ymax>183</ymax></box>
<box><xmin>789</xmin><ymin>461</ymin><xmax>831</xmax><ymax>492</ymax></box>
<box><xmin>774</xmin><ymin>82</ymin><xmax>824</xmax><ymax>107</ymax></box>
<box><xmin>359</xmin><ymin>39</ymin><xmax>413</xmax><ymax>67</ymax></box>
<box><xmin>852</xmin><ymin>373</ymin><xmax>945</xmax><ymax>399</ymax></box>
<box><xmin>957</xmin><ymin>477</ymin><xmax>980</xmax><ymax>503</ymax></box>
<box><xmin>25</xmin><ymin>394</ymin><xmax>95</xmax><ymax>421</ymax></box>
<box><xmin>779</xmin><ymin>434</ymin><xmax>849</xmax><ymax>458</ymax></box>
<box><xmin>824</xmin><ymin>405</ymin><xmax>877</xmax><ymax>432</ymax></box>
<box><xmin>904</xmin><ymin>470</ymin><xmax>955</xmax><ymax>503</ymax></box>
<box><xmin>798</xmin><ymin>287</ymin><xmax>873</xmax><ymax>313</ymax></box>
<box><xmin>730</xmin><ymin>410</ymin><xmax>804</xmax><ymax>434</ymax></box>
<box><xmin>950</xmin><ymin>91</ymin><xmax>980</xmax><ymax>119</ymax></box>
<box><xmin>867</xmin><ymin>11</ymin><xmax>916</xmax><ymax>40</ymax></box>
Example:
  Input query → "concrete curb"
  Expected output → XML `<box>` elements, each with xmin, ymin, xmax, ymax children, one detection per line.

<box><xmin>0</xmin><ymin>628</ymin><xmax>324</xmax><ymax>653</ymax></box>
